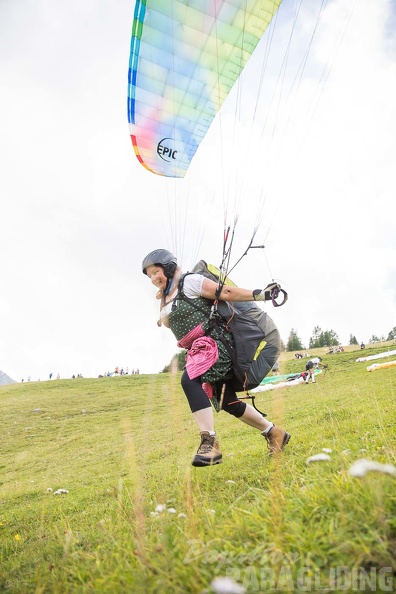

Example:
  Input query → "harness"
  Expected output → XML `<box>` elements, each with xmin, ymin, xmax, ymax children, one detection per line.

<box><xmin>176</xmin><ymin>273</ymin><xmax>268</xmax><ymax>417</ymax></box>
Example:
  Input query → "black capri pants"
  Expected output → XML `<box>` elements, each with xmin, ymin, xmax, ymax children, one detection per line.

<box><xmin>181</xmin><ymin>370</ymin><xmax>247</xmax><ymax>417</ymax></box>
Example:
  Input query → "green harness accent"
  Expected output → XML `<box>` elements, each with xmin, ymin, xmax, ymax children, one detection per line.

<box><xmin>254</xmin><ymin>339</ymin><xmax>267</xmax><ymax>361</ymax></box>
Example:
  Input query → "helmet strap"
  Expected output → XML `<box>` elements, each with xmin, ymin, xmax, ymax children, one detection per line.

<box><xmin>164</xmin><ymin>278</ymin><xmax>172</xmax><ymax>296</ymax></box>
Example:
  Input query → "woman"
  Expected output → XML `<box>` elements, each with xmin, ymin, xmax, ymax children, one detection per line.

<box><xmin>142</xmin><ymin>249</ymin><xmax>291</xmax><ymax>467</ymax></box>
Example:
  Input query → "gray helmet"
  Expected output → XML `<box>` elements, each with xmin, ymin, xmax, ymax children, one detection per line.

<box><xmin>142</xmin><ymin>249</ymin><xmax>177</xmax><ymax>279</ymax></box>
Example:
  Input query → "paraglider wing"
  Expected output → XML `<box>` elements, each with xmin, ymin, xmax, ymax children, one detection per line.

<box><xmin>128</xmin><ymin>0</ymin><xmax>282</xmax><ymax>178</ymax></box>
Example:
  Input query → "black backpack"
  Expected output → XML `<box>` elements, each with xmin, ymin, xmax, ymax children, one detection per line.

<box><xmin>179</xmin><ymin>260</ymin><xmax>281</xmax><ymax>392</ymax></box>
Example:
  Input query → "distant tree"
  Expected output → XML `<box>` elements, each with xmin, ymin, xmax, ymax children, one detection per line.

<box><xmin>309</xmin><ymin>328</ymin><xmax>339</xmax><ymax>348</ymax></box>
<box><xmin>369</xmin><ymin>335</ymin><xmax>380</xmax><ymax>343</ymax></box>
<box><xmin>349</xmin><ymin>334</ymin><xmax>358</xmax><ymax>345</ymax></box>
<box><xmin>323</xmin><ymin>330</ymin><xmax>339</xmax><ymax>346</ymax></box>
<box><xmin>286</xmin><ymin>329</ymin><xmax>304</xmax><ymax>351</ymax></box>
<box><xmin>161</xmin><ymin>350</ymin><xmax>186</xmax><ymax>373</ymax></box>
<box><xmin>387</xmin><ymin>326</ymin><xmax>396</xmax><ymax>340</ymax></box>
<box><xmin>309</xmin><ymin>326</ymin><xmax>322</xmax><ymax>348</ymax></box>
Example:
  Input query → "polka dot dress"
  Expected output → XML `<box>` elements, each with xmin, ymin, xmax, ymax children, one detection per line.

<box><xmin>168</xmin><ymin>295</ymin><xmax>234</xmax><ymax>409</ymax></box>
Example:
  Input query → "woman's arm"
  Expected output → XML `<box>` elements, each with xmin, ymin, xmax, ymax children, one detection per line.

<box><xmin>200</xmin><ymin>277</ymin><xmax>258</xmax><ymax>302</ymax></box>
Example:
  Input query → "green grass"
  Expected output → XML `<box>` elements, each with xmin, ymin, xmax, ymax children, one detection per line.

<box><xmin>1</xmin><ymin>345</ymin><xmax>395</xmax><ymax>593</ymax></box>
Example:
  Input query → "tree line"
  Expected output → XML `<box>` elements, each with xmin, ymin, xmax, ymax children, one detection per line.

<box><xmin>286</xmin><ymin>325</ymin><xmax>396</xmax><ymax>351</ymax></box>
<box><xmin>161</xmin><ymin>325</ymin><xmax>396</xmax><ymax>372</ymax></box>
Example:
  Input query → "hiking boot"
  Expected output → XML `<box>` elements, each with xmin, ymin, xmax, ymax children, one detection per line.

<box><xmin>262</xmin><ymin>425</ymin><xmax>291</xmax><ymax>456</ymax></box>
<box><xmin>192</xmin><ymin>431</ymin><xmax>222</xmax><ymax>467</ymax></box>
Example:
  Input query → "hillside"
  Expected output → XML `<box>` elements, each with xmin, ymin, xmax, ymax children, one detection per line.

<box><xmin>0</xmin><ymin>346</ymin><xmax>395</xmax><ymax>593</ymax></box>
<box><xmin>0</xmin><ymin>369</ymin><xmax>16</xmax><ymax>386</ymax></box>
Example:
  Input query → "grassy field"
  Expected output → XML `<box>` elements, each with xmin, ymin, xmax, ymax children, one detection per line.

<box><xmin>1</xmin><ymin>344</ymin><xmax>395</xmax><ymax>593</ymax></box>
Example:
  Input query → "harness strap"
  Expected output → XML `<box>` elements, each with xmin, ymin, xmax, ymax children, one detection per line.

<box><xmin>177</xmin><ymin>274</ymin><xmax>247</xmax><ymax>384</ymax></box>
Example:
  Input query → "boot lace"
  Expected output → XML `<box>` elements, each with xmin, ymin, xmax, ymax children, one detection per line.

<box><xmin>263</xmin><ymin>433</ymin><xmax>272</xmax><ymax>451</ymax></box>
<box><xmin>198</xmin><ymin>434</ymin><xmax>215</xmax><ymax>454</ymax></box>
<box><xmin>263</xmin><ymin>427</ymin><xmax>276</xmax><ymax>452</ymax></box>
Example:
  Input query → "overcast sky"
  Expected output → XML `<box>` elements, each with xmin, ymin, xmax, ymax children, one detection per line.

<box><xmin>1</xmin><ymin>0</ymin><xmax>395</xmax><ymax>382</ymax></box>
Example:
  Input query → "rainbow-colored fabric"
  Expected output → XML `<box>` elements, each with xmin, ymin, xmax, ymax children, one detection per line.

<box><xmin>128</xmin><ymin>0</ymin><xmax>282</xmax><ymax>177</ymax></box>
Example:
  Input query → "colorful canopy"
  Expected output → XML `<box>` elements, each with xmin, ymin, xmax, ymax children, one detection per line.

<box><xmin>128</xmin><ymin>0</ymin><xmax>282</xmax><ymax>177</ymax></box>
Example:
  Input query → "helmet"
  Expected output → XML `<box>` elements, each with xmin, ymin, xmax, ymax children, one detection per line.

<box><xmin>142</xmin><ymin>249</ymin><xmax>177</xmax><ymax>279</ymax></box>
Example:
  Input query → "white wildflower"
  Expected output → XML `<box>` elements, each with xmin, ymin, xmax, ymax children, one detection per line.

<box><xmin>348</xmin><ymin>459</ymin><xmax>396</xmax><ymax>478</ymax></box>
<box><xmin>47</xmin><ymin>488</ymin><xmax>53</xmax><ymax>492</ymax></box>
<box><xmin>53</xmin><ymin>489</ymin><xmax>69</xmax><ymax>495</ymax></box>
<box><xmin>178</xmin><ymin>513</ymin><xmax>186</xmax><ymax>518</ymax></box>
<box><xmin>206</xmin><ymin>509</ymin><xmax>216</xmax><ymax>515</ymax></box>
<box><xmin>226</xmin><ymin>480</ymin><xmax>236</xmax><ymax>484</ymax></box>
<box><xmin>211</xmin><ymin>576</ymin><xmax>246</xmax><ymax>594</ymax></box>
<box><xmin>155</xmin><ymin>504</ymin><xmax>166</xmax><ymax>513</ymax></box>
<box><xmin>167</xmin><ymin>507</ymin><xmax>176</xmax><ymax>514</ymax></box>
<box><xmin>322</xmin><ymin>448</ymin><xmax>332</xmax><ymax>453</ymax></box>
<box><xmin>150</xmin><ymin>511</ymin><xmax>159</xmax><ymax>517</ymax></box>
<box><xmin>306</xmin><ymin>453</ymin><xmax>331</xmax><ymax>465</ymax></box>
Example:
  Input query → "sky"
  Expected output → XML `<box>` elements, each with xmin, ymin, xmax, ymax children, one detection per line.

<box><xmin>1</xmin><ymin>0</ymin><xmax>395</xmax><ymax>382</ymax></box>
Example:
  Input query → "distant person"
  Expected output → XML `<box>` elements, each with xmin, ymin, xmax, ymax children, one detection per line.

<box><xmin>360</xmin><ymin>342</ymin><xmax>365</xmax><ymax>350</ymax></box>
<box><xmin>305</xmin><ymin>357</ymin><xmax>326</xmax><ymax>384</ymax></box>
<box><xmin>271</xmin><ymin>360</ymin><xmax>279</xmax><ymax>374</ymax></box>
<box><xmin>49</xmin><ymin>373</ymin><xmax>53</xmax><ymax>379</ymax></box>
